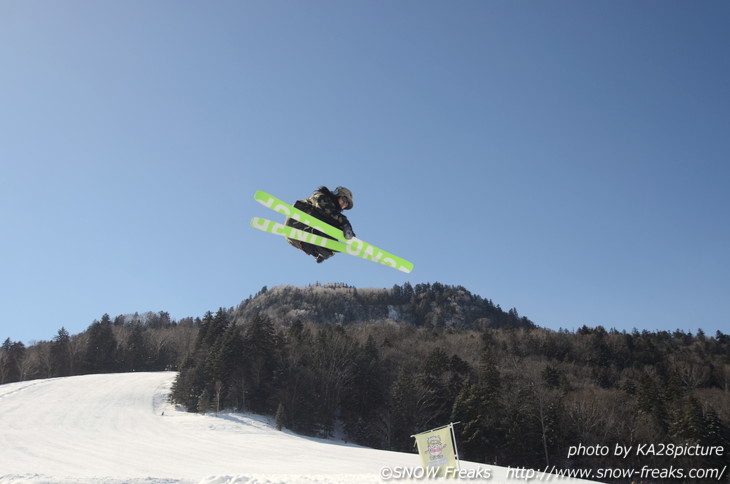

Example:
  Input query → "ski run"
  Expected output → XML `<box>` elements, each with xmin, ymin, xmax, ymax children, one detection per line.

<box><xmin>0</xmin><ymin>372</ymin><xmax>601</xmax><ymax>484</ymax></box>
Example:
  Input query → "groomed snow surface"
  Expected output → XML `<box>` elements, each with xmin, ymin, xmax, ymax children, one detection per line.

<box><xmin>0</xmin><ymin>372</ymin><xmax>600</xmax><ymax>484</ymax></box>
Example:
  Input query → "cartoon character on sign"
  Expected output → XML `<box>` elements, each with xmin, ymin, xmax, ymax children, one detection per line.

<box><xmin>427</xmin><ymin>435</ymin><xmax>447</xmax><ymax>461</ymax></box>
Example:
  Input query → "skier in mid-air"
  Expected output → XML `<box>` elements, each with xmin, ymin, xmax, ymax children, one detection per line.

<box><xmin>285</xmin><ymin>186</ymin><xmax>355</xmax><ymax>263</ymax></box>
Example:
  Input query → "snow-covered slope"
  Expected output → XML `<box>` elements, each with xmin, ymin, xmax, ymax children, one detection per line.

<box><xmin>0</xmin><ymin>373</ymin><xmax>601</xmax><ymax>484</ymax></box>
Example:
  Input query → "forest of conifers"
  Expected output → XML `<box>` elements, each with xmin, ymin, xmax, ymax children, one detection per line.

<box><xmin>2</xmin><ymin>283</ymin><xmax>728</xmax><ymax>482</ymax></box>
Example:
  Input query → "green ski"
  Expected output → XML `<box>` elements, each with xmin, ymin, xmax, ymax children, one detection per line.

<box><xmin>251</xmin><ymin>191</ymin><xmax>413</xmax><ymax>273</ymax></box>
<box><xmin>251</xmin><ymin>217</ymin><xmax>348</xmax><ymax>252</ymax></box>
<box><xmin>254</xmin><ymin>190</ymin><xmax>347</xmax><ymax>241</ymax></box>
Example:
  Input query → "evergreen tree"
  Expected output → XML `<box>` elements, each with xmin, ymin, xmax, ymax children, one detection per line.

<box><xmin>171</xmin><ymin>355</ymin><xmax>208</xmax><ymax>412</ymax></box>
<box><xmin>125</xmin><ymin>324</ymin><xmax>147</xmax><ymax>371</ymax></box>
<box><xmin>209</xmin><ymin>322</ymin><xmax>245</xmax><ymax>409</ymax></box>
<box><xmin>341</xmin><ymin>335</ymin><xmax>387</xmax><ymax>447</ymax></box>
<box><xmin>670</xmin><ymin>397</ymin><xmax>705</xmax><ymax>443</ymax></box>
<box><xmin>84</xmin><ymin>317</ymin><xmax>117</xmax><ymax>373</ymax></box>
<box><xmin>275</xmin><ymin>402</ymin><xmax>286</xmax><ymax>431</ymax></box>
<box><xmin>452</xmin><ymin>346</ymin><xmax>504</xmax><ymax>463</ymax></box>
<box><xmin>242</xmin><ymin>313</ymin><xmax>280</xmax><ymax>413</ymax></box>
<box><xmin>1</xmin><ymin>338</ymin><xmax>26</xmax><ymax>384</ymax></box>
<box><xmin>197</xmin><ymin>388</ymin><xmax>211</xmax><ymax>414</ymax></box>
<box><xmin>636</xmin><ymin>373</ymin><xmax>669</xmax><ymax>432</ymax></box>
<box><xmin>50</xmin><ymin>327</ymin><xmax>72</xmax><ymax>377</ymax></box>
<box><xmin>390</xmin><ymin>368</ymin><xmax>420</xmax><ymax>451</ymax></box>
<box><xmin>197</xmin><ymin>309</ymin><xmax>229</xmax><ymax>350</ymax></box>
<box><xmin>419</xmin><ymin>347</ymin><xmax>453</xmax><ymax>424</ymax></box>
<box><xmin>310</xmin><ymin>324</ymin><xmax>354</xmax><ymax>437</ymax></box>
<box><xmin>278</xmin><ymin>321</ymin><xmax>318</xmax><ymax>435</ymax></box>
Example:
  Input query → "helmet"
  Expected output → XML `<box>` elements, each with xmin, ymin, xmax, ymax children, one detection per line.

<box><xmin>333</xmin><ymin>186</ymin><xmax>354</xmax><ymax>210</ymax></box>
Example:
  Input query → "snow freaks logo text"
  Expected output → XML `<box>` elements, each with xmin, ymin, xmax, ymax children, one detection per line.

<box><xmin>379</xmin><ymin>465</ymin><xmax>492</xmax><ymax>480</ymax></box>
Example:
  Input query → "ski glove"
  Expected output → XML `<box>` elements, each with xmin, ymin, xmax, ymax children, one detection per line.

<box><xmin>342</xmin><ymin>223</ymin><xmax>355</xmax><ymax>240</ymax></box>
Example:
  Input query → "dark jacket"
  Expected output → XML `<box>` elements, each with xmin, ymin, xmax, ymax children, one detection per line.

<box><xmin>285</xmin><ymin>187</ymin><xmax>353</xmax><ymax>253</ymax></box>
<box><xmin>286</xmin><ymin>186</ymin><xmax>352</xmax><ymax>232</ymax></box>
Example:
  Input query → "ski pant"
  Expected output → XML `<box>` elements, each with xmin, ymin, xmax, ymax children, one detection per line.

<box><xmin>284</xmin><ymin>217</ymin><xmax>335</xmax><ymax>258</ymax></box>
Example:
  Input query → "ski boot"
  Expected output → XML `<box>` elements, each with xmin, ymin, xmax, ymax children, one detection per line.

<box><xmin>314</xmin><ymin>246</ymin><xmax>334</xmax><ymax>263</ymax></box>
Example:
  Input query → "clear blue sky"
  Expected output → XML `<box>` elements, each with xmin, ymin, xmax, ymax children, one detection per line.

<box><xmin>2</xmin><ymin>1</ymin><xmax>728</xmax><ymax>344</ymax></box>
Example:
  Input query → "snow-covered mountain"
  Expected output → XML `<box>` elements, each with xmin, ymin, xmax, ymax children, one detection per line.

<box><xmin>0</xmin><ymin>372</ymin><xmax>600</xmax><ymax>484</ymax></box>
